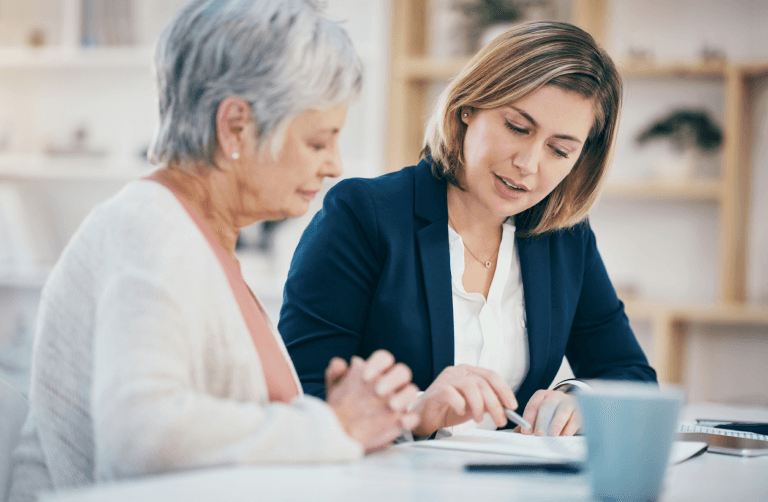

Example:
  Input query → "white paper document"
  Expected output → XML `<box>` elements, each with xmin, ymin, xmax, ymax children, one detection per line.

<box><xmin>409</xmin><ymin>429</ymin><xmax>584</xmax><ymax>460</ymax></box>
<box><xmin>408</xmin><ymin>429</ymin><xmax>706</xmax><ymax>465</ymax></box>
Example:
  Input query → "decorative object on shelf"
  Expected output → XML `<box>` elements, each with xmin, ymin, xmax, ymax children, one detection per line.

<box><xmin>236</xmin><ymin>222</ymin><xmax>260</xmax><ymax>251</ymax></box>
<box><xmin>81</xmin><ymin>0</ymin><xmax>97</xmax><ymax>46</ymax></box>
<box><xmin>460</xmin><ymin>0</ymin><xmax>560</xmax><ymax>51</ymax></box>
<box><xmin>45</xmin><ymin>125</ymin><xmax>106</xmax><ymax>157</ymax></box>
<box><xmin>0</xmin><ymin>123</ymin><xmax>11</xmax><ymax>152</ymax></box>
<box><xmin>27</xmin><ymin>27</ymin><xmax>47</xmax><ymax>47</ymax></box>
<box><xmin>636</xmin><ymin>109</ymin><xmax>723</xmax><ymax>181</ymax></box>
<box><xmin>256</xmin><ymin>220</ymin><xmax>285</xmax><ymax>255</ymax></box>
<box><xmin>236</xmin><ymin>220</ymin><xmax>287</xmax><ymax>257</ymax></box>
<box><xmin>427</xmin><ymin>0</ymin><xmax>475</xmax><ymax>58</ymax></box>
<box><xmin>700</xmin><ymin>33</ymin><xmax>726</xmax><ymax>64</ymax></box>
<box><xmin>460</xmin><ymin>0</ymin><xmax>521</xmax><ymax>51</ymax></box>
<box><xmin>627</xmin><ymin>31</ymin><xmax>654</xmax><ymax>63</ymax></box>
<box><xmin>614</xmin><ymin>282</ymin><xmax>641</xmax><ymax>302</ymax></box>
<box><xmin>81</xmin><ymin>0</ymin><xmax>135</xmax><ymax>47</ymax></box>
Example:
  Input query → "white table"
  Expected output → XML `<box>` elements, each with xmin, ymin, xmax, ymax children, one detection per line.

<box><xmin>40</xmin><ymin>403</ymin><xmax>768</xmax><ymax>502</ymax></box>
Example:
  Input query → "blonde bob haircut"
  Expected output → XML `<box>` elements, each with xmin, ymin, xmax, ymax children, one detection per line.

<box><xmin>422</xmin><ymin>21</ymin><xmax>622</xmax><ymax>237</ymax></box>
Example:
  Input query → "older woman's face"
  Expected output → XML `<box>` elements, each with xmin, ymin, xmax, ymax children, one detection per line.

<box><xmin>459</xmin><ymin>85</ymin><xmax>594</xmax><ymax>220</ymax></box>
<box><xmin>244</xmin><ymin>105</ymin><xmax>347</xmax><ymax>220</ymax></box>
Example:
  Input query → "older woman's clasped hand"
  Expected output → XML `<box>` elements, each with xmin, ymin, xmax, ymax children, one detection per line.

<box><xmin>326</xmin><ymin>350</ymin><xmax>420</xmax><ymax>452</ymax></box>
<box><xmin>516</xmin><ymin>389</ymin><xmax>582</xmax><ymax>436</ymax></box>
<box><xmin>410</xmin><ymin>364</ymin><xmax>518</xmax><ymax>438</ymax></box>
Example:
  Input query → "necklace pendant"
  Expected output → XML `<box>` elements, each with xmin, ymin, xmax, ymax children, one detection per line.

<box><xmin>485</xmin><ymin>261</ymin><xmax>492</xmax><ymax>268</ymax></box>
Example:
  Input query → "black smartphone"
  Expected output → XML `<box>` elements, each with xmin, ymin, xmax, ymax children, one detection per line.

<box><xmin>465</xmin><ymin>462</ymin><xmax>582</xmax><ymax>474</ymax></box>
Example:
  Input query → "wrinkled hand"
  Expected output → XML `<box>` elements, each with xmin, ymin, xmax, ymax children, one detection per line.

<box><xmin>411</xmin><ymin>364</ymin><xmax>518</xmax><ymax>438</ymax></box>
<box><xmin>326</xmin><ymin>350</ymin><xmax>420</xmax><ymax>453</ymax></box>
<box><xmin>515</xmin><ymin>389</ymin><xmax>582</xmax><ymax>436</ymax></box>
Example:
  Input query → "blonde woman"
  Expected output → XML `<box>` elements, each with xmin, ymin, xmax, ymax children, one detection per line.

<box><xmin>9</xmin><ymin>1</ymin><xmax>420</xmax><ymax>500</ymax></box>
<box><xmin>280</xmin><ymin>21</ymin><xmax>656</xmax><ymax>440</ymax></box>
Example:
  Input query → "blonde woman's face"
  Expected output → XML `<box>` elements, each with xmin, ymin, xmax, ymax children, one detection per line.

<box><xmin>459</xmin><ymin>85</ymin><xmax>595</xmax><ymax>220</ymax></box>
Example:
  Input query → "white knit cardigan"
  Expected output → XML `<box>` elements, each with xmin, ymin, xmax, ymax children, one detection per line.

<box><xmin>9</xmin><ymin>181</ymin><xmax>362</xmax><ymax>501</ymax></box>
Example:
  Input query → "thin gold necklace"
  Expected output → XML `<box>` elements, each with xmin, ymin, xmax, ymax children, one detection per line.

<box><xmin>448</xmin><ymin>216</ymin><xmax>500</xmax><ymax>269</ymax></box>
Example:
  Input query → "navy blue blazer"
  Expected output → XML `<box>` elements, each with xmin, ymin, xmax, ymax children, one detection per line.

<box><xmin>278</xmin><ymin>159</ymin><xmax>656</xmax><ymax>413</ymax></box>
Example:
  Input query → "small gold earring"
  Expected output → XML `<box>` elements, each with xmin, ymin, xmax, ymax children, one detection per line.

<box><xmin>232</xmin><ymin>152</ymin><xmax>240</xmax><ymax>160</ymax></box>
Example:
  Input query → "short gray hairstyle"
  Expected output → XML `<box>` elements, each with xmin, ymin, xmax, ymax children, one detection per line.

<box><xmin>148</xmin><ymin>0</ymin><xmax>363</xmax><ymax>166</ymax></box>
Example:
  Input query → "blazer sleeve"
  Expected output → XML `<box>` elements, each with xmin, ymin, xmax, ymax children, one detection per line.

<box><xmin>564</xmin><ymin>223</ymin><xmax>658</xmax><ymax>383</ymax></box>
<box><xmin>278</xmin><ymin>179</ymin><xmax>382</xmax><ymax>398</ymax></box>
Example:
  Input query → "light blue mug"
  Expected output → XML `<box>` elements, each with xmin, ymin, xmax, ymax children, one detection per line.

<box><xmin>577</xmin><ymin>381</ymin><xmax>684</xmax><ymax>502</ymax></box>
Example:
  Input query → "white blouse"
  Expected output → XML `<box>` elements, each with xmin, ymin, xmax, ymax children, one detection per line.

<box><xmin>446</xmin><ymin>217</ymin><xmax>529</xmax><ymax>434</ymax></box>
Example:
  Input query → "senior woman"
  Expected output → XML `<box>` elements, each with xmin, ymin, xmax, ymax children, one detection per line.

<box><xmin>279</xmin><ymin>21</ymin><xmax>657</xmax><ymax>440</ymax></box>
<box><xmin>8</xmin><ymin>1</ymin><xmax>419</xmax><ymax>499</ymax></box>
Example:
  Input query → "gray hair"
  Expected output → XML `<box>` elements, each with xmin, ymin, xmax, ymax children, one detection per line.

<box><xmin>148</xmin><ymin>0</ymin><xmax>363</xmax><ymax>166</ymax></box>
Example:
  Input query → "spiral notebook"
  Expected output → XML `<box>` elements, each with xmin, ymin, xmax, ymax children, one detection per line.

<box><xmin>677</xmin><ymin>422</ymin><xmax>768</xmax><ymax>457</ymax></box>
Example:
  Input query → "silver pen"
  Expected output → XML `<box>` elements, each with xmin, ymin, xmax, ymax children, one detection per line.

<box><xmin>505</xmin><ymin>408</ymin><xmax>532</xmax><ymax>430</ymax></box>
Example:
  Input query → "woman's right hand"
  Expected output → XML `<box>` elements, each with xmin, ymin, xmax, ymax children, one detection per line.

<box><xmin>326</xmin><ymin>350</ymin><xmax>420</xmax><ymax>453</ymax></box>
<box><xmin>411</xmin><ymin>364</ymin><xmax>518</xmax><ymax>438</ymax></box>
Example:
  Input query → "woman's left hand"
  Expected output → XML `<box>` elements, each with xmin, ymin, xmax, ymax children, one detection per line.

<box><xmin>514</xmin><ymin>389</ymin><xmax>582</xmax><ymax>436</ymax></box>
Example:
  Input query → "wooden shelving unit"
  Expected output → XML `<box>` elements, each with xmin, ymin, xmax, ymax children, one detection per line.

<box><xmin>601</xmin><ymin>178</ymin><xmax>723</xmax><ymax>201</ymax></box>
<box><xmin>386</xmin><ymin>0</ymin><xmax>768</xmax><ymax>384</ymax></box>
<box><xmin>0</xmin><ymin>0</ymin><xmax>390</xmax><ymax>296</ymax></box>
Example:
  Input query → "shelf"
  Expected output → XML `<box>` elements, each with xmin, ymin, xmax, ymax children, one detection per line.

<box><xmin>0</xmin><ymin>252</ymin><xmax>285</xmax><ymax>294</ymax></box>
<box><xmin>676</xmin><ymin>304</ymin><xmax>768</xmax><ymax>325</ymax></box>
<box><xmin>617</xmin><ymin>60</ymin><xmax>728</xmax><ymax>78</ymax></box>
<box><xmin>394</xmin><ymin>56</ymin><xmax>469</xmax><ymax>80</ymax></box>
<box><xmin>0</xmin><ymin>155</ymin><xmax>154</xmax><ymax>181</ymax></box>
<box><xmin>393</xmin><ymin>58</ymin><xmax>768</xmax><ymax>83</ymax></box>
<box><xmin>740</xmin><ymin>62</ymin><xmax>768</xmax><ymax>78</ymax></box>
<box><xmin>623</xmin><ymin>299</ymin><xmax>768</xmax><ymax>325</ymax></box>
<box><xmin>0</xmin><ymin>46</ymin><xmax>154</xmax><ymax>70</ymax></box>
<box><xmin>601</xmin><ymin>178</ymin><xmax>723</xmax><ymax>201</ymax></box>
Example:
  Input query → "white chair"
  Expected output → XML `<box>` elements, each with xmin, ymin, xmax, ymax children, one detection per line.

<box><xmin>0</xmin><ymin>378</ymin><xmax>28</xmax><ymax>502</ymax></box>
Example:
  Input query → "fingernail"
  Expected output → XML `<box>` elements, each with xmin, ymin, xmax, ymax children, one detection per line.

<box><xmin>389</xmin><ymin>398</ymin><xmax>402</xmax><ymax>410</ymax></box>
<box><xmin>376</xmin><ymin>383</ymin><xmax>388</xmax><ymax>396</ymax></box>
<box><xmin>363</xmin><ymin>370</ymin><xmax>375</xmax><ymax>382</ymax></box>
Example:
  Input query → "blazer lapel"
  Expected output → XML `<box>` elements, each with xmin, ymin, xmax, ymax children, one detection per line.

<box><xmin>417</xmin><ymin>223</ymin><xmax>454</xmax><ymax>379</ymax></box>
<box><xmin>515</xmin><ymin>233</ymin><xmax>552</xmax><ymax>403</ymax></box>
<box><xmin>413</xmin><ymin>160</ymin><xmax>454</xmax><ymax>380</ymax></box>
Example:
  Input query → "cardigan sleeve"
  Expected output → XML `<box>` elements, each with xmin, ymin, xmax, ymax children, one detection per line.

<box><xmin>91</xmin><ymin>270</ymin><xmax>362</xmax><ymax>480</ymax></box>
<box><xmin>278</xmin><ymin>179</ymin><xmax>382</xmax><ymax>398</ymax></box>
<box><xmin>564</xmin><ymin>223</ymin><xmax>658</xmax><ymax>383</ymax></box>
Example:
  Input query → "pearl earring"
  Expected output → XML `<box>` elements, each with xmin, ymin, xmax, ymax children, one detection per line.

<box><xmin>463</xmin><ymin>112</ymin><xmax>468</xmax><ymax>118</ymax></box>
<box><xmin>231</xmin><ymin>152</ymin><xmax>240</xmax><ymax>160</ymax></box>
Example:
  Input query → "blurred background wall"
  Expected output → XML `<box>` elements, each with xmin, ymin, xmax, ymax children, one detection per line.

<box><xmin>0</xmin><ymin>0</ymin><xmax>766</xmax><ymax>407</ymax></box>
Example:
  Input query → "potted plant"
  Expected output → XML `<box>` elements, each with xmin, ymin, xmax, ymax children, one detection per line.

<box><xmin>636</xmin><ymin>109</ymin><xmax>722</xmax><ymax>180</ymax></box>
<box><xmin>459</xmin><ymin>0</ymin><xmax>522</xmax><ymax>50</ymax></box>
